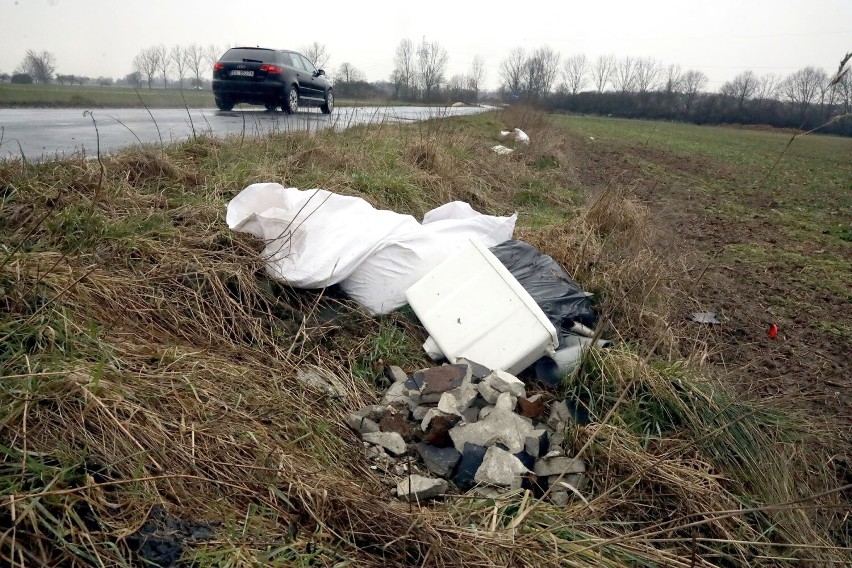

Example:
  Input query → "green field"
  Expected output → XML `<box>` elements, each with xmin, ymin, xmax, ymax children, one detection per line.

<box><xmin>1</xmin><ymin>109</ymin><xmax>849</xmax><ymax>566</ymax></box>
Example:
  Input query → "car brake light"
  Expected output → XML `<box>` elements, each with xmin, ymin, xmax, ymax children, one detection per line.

<box><xmin>260</xmin><ymin>64</ymin><xmax>282</xmax><ymax>74</ymax></box>
<box><xmin>213</xmin><ymin>62</ymin><xmax>224</xmax><ymax>71</ymax></box>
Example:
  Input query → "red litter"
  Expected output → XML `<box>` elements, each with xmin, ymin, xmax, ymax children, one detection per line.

<box><xmin>768</xmin><ymin>324</ymin><xmax>778</xmax><ymax>339</ymax></box>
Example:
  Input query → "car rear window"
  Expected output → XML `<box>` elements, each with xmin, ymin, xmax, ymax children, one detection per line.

<box><xmin>220</xmin><ymin>48</ymin><xmax>276</xmax><ymax>63</ymax></box>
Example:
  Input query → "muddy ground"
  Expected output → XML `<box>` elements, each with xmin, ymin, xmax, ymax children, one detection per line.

<box><xmin>568</xmin><ymin>136</ymin><xmax>851</xmax><ymax>446</ymax></box>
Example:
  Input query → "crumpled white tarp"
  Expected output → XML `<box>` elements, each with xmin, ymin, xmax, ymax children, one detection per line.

<box><xmin>226</xmin><ymin>183</ymin><xmax>517</xmax><ymax>314</ymax></box>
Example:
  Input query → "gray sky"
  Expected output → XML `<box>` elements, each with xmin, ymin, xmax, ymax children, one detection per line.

<box><xmin>1</xmin><ymin>0</ymin><xmax>849</xmax><ymax>90</ymax></box>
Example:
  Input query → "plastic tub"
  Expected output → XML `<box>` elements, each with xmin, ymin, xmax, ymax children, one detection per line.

<box><xmin>405</xmin><ymin>239</ymin><xmax>558</xmax><ymax>375</ymax></box>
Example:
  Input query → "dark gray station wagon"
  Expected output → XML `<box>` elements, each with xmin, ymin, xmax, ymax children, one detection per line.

<box><xmin>212</xmin><ymin>47</ymin><xmax>333</xmax><ymax>114</ymax></box>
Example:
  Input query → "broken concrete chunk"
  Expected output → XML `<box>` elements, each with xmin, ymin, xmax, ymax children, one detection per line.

<box><xmin>436</xmin><ymin>383</ymin><xmax>479</xmax><ymax>416</ymax></box>
<box><xmin>461</xmin><ymin>406</ymin><xmax>480</xmax><ymax>424</ymax></box>
<box><xmin>534</xmin><ymin>456</ymin><xmax>586</xmax><ymax>478</ymax></box>
<box><xmin>396</xmin><ymin>475</ymin><xmax>448</xmax><ymax>502</ymax></box>
<box><xmin>452</xmin><ymin>443</ymin><xmax>488</xmax><ymax>491</ymax></box>
<box><xmin>346</xmin><ymin>405</ymin><xmax>387</xmax><ymax>434</ymax></box>
<box><xmin>494</xmin><ymin>392</ymin><xmax>517</xmax><ymax>412</ymax></box>
<box><xmin>517</xmin><ymin>394</ymin><xmax>545</xmax><ymax>419</ymax></box>
<box><xmin>549</xmin><ymin>473</ymin><xmax>587</xmax><ymax>493</ymax></box>
<box><xmin>297</xmin><ymin>368</ymin><xmax>346</xmax><ymax>398</ymax></box>
<box><xmin>412</xmin><ymin>405</ymin><xmax>431</xmax><ymax>421</ymax></box>
<box><xmin>416</xmin><ymin>443</ymin><xmax>462</xmax><ymax>478</ymax></box>
<box><xmin>448</xmin><ymin>409</ymin><xmax>534</xmax><ymax>454</ymax></box>
<box><xmin>420</xmin><ymin>407</ymin><xmax>448</xmax><ymax>431</ymax></box>
<box><xmin>479</xmin><ymin>405</ymin><xmax>494</xmax><ymax>420</ymax></box>
<box><xmin>547</xmin><ymin>400</ymin><xmax>571</xmax><ymax>431</ymax></box>
<box><xmin>385</xmin><ymin>366</ymin><xmax>409</xmax><ymax>384</ymax></box>
<box><xmin>474</xmin><ymin>446</ymin><xmax>530</xmax><ymax>489</ymax></box>
<box><xmin>524</xmin><ymin>430</ymin><xmax>550</xmax><ymax>458</ymax></box>
<box><xmin>487</xmin><ymin>370</ymin><xmax>526</xmax><ymax>398</ymax></box>
<box><xmin>513</xmin><ymin>450</ymin><xmax>536</xmax><ymax>471</ymax></box>
<box><xmin>476</xmin><ymin>382</ymin><xmax>501</xmax><ymax>405</ymax></box>
<box><xmin>549</xmin><ymin>491</ymin><xmax>570</xmax><ymax>507</ymax></box>
<box><xmin>362</xmin><ymin>432</ymin><xmax>407</xmax><ymax>456</ymax></box>
<box><xmin>381</xmin><ymin>382</ymin><xmax>414</xmax><ymax>407</ymax></box>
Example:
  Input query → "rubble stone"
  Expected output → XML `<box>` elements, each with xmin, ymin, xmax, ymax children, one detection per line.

<box><xmin>524</xmin><ymin>430</ymin><xmax>550</xmax><ymax>458</ymax></box>
<box><xmin>549</xmin><ymin>473</ymin><xmax>587</xmax><ymax>492</ymax></box>
<box><xmin>437</xmin><ymin>383</ymin><xmax>479</xmax><ymax>416</ymax></box>
<box><xmin>297</xmin><ymin>369</ymin><xmax>346</xmax><ymax>398</ymax></box>
<box><xmin>461</xmin><ymin>406</ymin><xmax>480</xmax><ymax>424</ymax></box>
<box><xmin>346</xmin><ymin>405</ymin><xmax>387</xmax><ymax>434</ymax></box>
<box><xmin>479</xmin><ymin>405</ymin><xmax>494</xmax><ymax>420</ymax></box>
<box><xmin>474</xmin><ymin>447</ymin><xmax>530</xmax><ymax>489</ymax></box>
<box><xmin>396</xmin><ymin>475</ymin><xmax>448</xmax><ymax>502</ymax></box>
<box><xmin>420</xmin><ymin>414</ymin><xmax>460</xmax><ymax>447</ymax></box>
<box><xmin>385</xmin><ymin>366</ymin><xmax>409</xmax><ymax>384</ymax></box>
<box><xmin>452</xmin><ymin>443</ymin><xmax>488</xmax><ymax>491</ymax></box>
<box><xmin>547</xmin><ymin>400</ymin><xmax>571</xmax><ymax>431</ymax></box>
<box><xmin>381</xmin><ymin>382</ymin><xmax>414</xmax><ymax>407</ymax></box>
<box><xmin>412</xmin><ymin>405</ymin><xmax>431</xmax><ymax>421</ymax></box>
<box><xmin>420</xmin><ymin>408</ymin><xmax>448</xmax><ymax>431</ymax></box>
<box><xmin>416</xmin><ymin>443</ymin><xmax>462</xmax><ymax>478</ymax></box>
<box><xmin>416</xmin><ymin>364</ymin><xmax>471</xmax><ymax>403</ymax></box>
<box><xmin>362</xmin><ymin>432</ymin><xmax>407</xmax><ymax>456</ymax></box>
<box><xmin>455</xmin><ymin>358</ymin><xmax>492</xmax><ymax>381</ymax></box>
<box><xmin>487</xmin><ymin>370</ymin><xmax>526</xmax><ymax>398</ymax></box>
<box><xmin>476</xmin><ymin>382</ymin><xmax>501</xmax><ymax>405</ymax></box>
<box><xmin>517</xmin><ymin>394</ymin><xmax>545</xmax><ymax>419</ymax></box>
<box><xmin>494</xmin><ymin>392</ymin><xmax>517</xmax><ymax>412</ymax></box>
<box><xmin>380</xmin><ymin>412</ymin><xmax>413</xmax><ymax>441</ymax></box>
<box><xmin>534</xmin><ymin>456</ymin><xmax>585</xmax><ymax>478</ymax></box>
<box><xmin>448</xmin><ymin>409</ymin><xmax>534</xmax><ymax>454</ymax></box>
<box><xmin>549</xmin><ymin>491</ymin><xmax>570</xmax><ymax>507</ymax></box>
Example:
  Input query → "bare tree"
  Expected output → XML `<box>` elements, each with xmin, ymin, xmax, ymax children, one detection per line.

<box><xmin>170</xmin><ymin>45</ymin><xmax>189</xmax><ymax>89</ymax></box>
<box><xmin>154</xmin><ymin>44</ymin><xmax>170</xmax><ymax>88</ymax></box>
<box><xmin>633</xmin><ymin>57</ymin><xmax>661</xmax><ymax>94</ymax></box>
<box><xmin>204</xmin><ymin>44</ymin><xmax>221</xmax><ymax>71</ymax></box>
<box><xmin>417</xmin><ymin>38</ymin><xmax>448</xmax><ymax>101</ymax></box>
<box><xmin>613</xmin><ymin>56</ymin><xmax>636</xmax><ymax>93</ymax></box>
<box><xmin>663</xmin><ymin>64</ymin><xmax>684</xmax><ymax>96</ymax></box>
<box><xmin>16</xmin><ymin>50</ymin><xmax>57</xmax><ymax>84</ymax></box>
<box><xmin>132</xmin><ymin>46</ymin><xmax>160</xmax><ymax>89</ymax></box>
<box><xmin>302</xmin><ymin>41</ymin><xmax>330</xmax><ymax>69</ymax></box>
<box><xmin>391</xmin><ymin>38</ymin><xmax>416</xmax><ymax>99</ymax></box>
<box><xmin>681</xmin><ymin>69</ymin><xmax>708</xmax><ymax>113</ymax></box>
<box><xmin>522</xmin><ymin>46</ymin><xmax>560</xmax><ymax>97</ymax></box>
<box><xmin>780</xmin><ymin>66</ymin><xmax>828</xmax><ymax>122</ymax></box>
<box><xmin>755</xmin><ymin>73</ymin><xmax>780</xmax><ymax>101</ymax></box>
<box><xmin>592</xmin><ymin>54</ymin><xmax>615</xmax><ymax>93</ymax></box>
<box><xmin>337</xmin><ymin>62</ymin><xmax>364</xmax><ymax>83</ymax></box>
<box><xmin>499</xmin><ymin>47</ymin><xmax>526</xmax><ymax>95</ymax></box>
<box><xmin>561</xmin><ymin>53</ymin><xmax>589</xmax><ymax>95</ymax></box>
<box><xmin>720</xmin><ymin>70</ymin><xmax>758</xmax><ymax>112</ymax></box>
<box><xmin>469</xmin><ymin>55</ymin><xmax>486</xmax><ymax>101</ymax></box>
<box><xmin>0</xmin><ymin>72</ymin><xmax>10</xmax><ymax>83</ymax></box>
<box><xmin>185</xmin><ymin>43</ymin><xmax>205</xmax><ymax>87</ymax></box>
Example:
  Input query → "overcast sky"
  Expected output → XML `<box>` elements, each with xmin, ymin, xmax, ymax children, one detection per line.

<box><xmin>1</xmin><ymin>0</ymin><xmax>849</xmax><ymax>90</ymax></box>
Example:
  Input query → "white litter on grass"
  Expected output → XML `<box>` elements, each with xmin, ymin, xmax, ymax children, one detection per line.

<box><xmin>226</xmin><ymin>184</ymin><xmax>516</xmax><ymax>315</ymax></box>
<box><xmin>589</xmin><ymin>137</ymin><xmax>595</xmax><ymax>141</ymax></box>
<box><xmin>499</xmin><ymin>128</ymin><xmax>530</xmax><ymax>144</ymax></box>
<box><xmin>492</xmin><ymin>145</ymin><xmax>514</xmax><ymax>155</ymax></box>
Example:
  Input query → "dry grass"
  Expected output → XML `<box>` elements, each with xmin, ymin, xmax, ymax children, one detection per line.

<box><xmin>0</xmin><ymin>107</ymin><xmax>848</xmax><ymax>566</ymax></box>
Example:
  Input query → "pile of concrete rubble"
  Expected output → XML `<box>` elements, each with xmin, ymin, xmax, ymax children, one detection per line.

<box><xmin>346</xmin><ymin>361</ymin><xmax>588</xmax><ymax>505</ymax></box>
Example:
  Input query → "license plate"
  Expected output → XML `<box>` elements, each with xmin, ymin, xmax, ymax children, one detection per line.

<box><xmin>230</xmin><ymin>70</ymin><xmax>254</xmax><ymax>77</ymax></box>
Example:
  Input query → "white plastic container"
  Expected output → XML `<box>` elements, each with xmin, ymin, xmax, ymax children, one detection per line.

<box><xmin>405</xmin><ymin>239</ymin><xmax>559</xmax><ymax>375</ymax></box>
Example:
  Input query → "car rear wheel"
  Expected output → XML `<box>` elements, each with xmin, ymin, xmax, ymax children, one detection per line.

<box><xmin>215</xmin><ymin>97</ymin><xmax>234</xmax><ymax>111</ymax></box>
<box><xmin>284</xmin><ymin>86</ymin><xmax>298</xmax><ymax>114</ymax></box>
<box><xmin>321</xmin><ymin>90</ymin><xmax>334</xmax><ymax>114</ymax></box>
<box><xmin>264</xmin><ymin>102</ymin><xmax>278</xmax><ymax>112</ymax></box>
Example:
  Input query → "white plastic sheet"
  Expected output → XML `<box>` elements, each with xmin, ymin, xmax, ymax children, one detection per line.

<box><xmin>226</xmin><ymin>183</ymin><xmax>516</xmax><ymax>314</ymax></box>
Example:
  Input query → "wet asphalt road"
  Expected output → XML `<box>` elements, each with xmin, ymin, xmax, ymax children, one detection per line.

<box><xmin>0</xmin><ymin>105</ymin><xmax>490</xmax><ymax>160</ymax></box>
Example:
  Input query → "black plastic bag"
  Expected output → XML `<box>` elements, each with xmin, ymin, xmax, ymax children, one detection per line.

<box><xmin>490</xmin><ymin>240</ymin><xmax>597</xmax><ymax>348</ymax></box>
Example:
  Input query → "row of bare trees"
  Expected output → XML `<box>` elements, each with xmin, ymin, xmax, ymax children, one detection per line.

<box><xmin>389</xmin><ymin>38</ymin><xmax>487</xmax><ymax>102</ymax></box>
<box><xmin>131</xmin><ymin>44</ymin><xmax>225</xmax><ymax>89</ymax></box>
